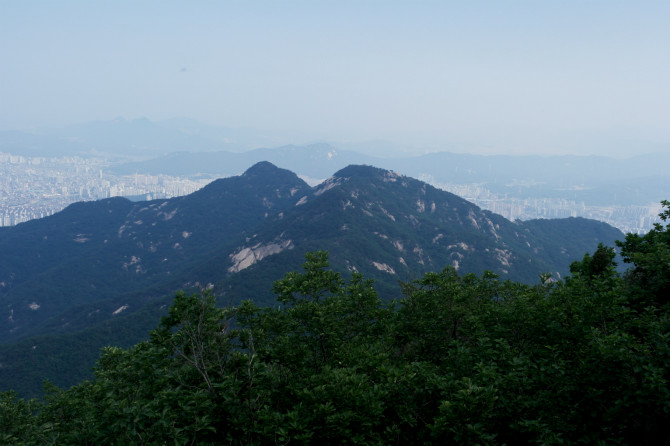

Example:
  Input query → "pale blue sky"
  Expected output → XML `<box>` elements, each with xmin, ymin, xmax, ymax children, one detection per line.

<box><xmin>1</xmin><ymin>0</ymin><xmax>668</xmax><ymax>156</ymax></box>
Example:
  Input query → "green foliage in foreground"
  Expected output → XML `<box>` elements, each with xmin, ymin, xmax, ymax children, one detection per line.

<box><xmin>3</xmin><ymin>204</ymin><xmax>670</xmax><ymax>445</ymax></box>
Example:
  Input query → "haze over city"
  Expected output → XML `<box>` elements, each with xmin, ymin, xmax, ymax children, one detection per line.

<box><xmin>2</xmin><ymin>0</ymin><xmax>669</xmax><ymax>157</ymax></box>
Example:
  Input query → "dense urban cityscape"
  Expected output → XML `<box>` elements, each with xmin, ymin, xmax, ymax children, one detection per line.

<box><xmin>0</xmin><ymin>153</ymin><xmax>212</xmax><ymax>227</ymax></box>
<box><xmin>419</xmin><ymin>175</ymin><xmax>662</xmax><ymax>235</ymax></box>
<box><xmin>1</xmin><ymin>152</ymin><xmax>661</xmax><ymax>234</ymax></box>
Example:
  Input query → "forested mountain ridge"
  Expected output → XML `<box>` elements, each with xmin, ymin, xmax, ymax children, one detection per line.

<box><xmin>214</xmin><ymin>164</ymin><xmax>623</xmax><ymax>301</ymax></box>
<box><xmin>0</xmin><ymin>162</ymin><xmax>623</xmax><ymax>397</ymax></box>
<box><xmin>0</xmin><ymin>162</ymin><xmax>311</xmax><ymax>342</ymax></box>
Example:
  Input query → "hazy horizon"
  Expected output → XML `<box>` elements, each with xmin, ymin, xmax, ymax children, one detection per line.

<box><xmin>2</xmin><ymin>1</ymin><xmax>668</xmax><ymax>157</ymax></box>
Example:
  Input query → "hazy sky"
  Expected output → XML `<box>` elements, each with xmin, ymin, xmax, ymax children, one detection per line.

<box><xmin>1</xmin><ymin>0</ymin><xmax>669</xmax><ymax>156</ymax></box>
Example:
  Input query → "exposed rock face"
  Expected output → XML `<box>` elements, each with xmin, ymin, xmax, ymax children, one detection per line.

<box><xmin>228</xmin><ymin>239</ymin><xmax>293</xmax><ymax>273</ymax></box>
<box><xmin>372</xmin><ymin>262</ymin><xmax>396</xmax><ymax>274</ymax></box>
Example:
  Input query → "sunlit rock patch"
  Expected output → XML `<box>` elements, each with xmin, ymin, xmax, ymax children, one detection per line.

<box><xmin>314</xmin><ymin>178</ymin><xmax>342</xmax><ymax>196</ymax></box>
<box><xmin>372</xmin><ymin>261</ymin><xmax>395</xmax><ymax>274</ymax></box>
<box><xmin>228</xmin><ymin>239</ymin><xmax>293</xmax><ymax>273</ymax></box>
<box><xmin>112</xmin><ymin>305</ymin><xmax>129</xmax><ymax>315</ymax></box>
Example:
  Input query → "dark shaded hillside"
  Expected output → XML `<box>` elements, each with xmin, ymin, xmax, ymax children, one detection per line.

<box><xmin>520</xmin><ymin>217</ymin><xmax>626</xmax><ymax>277</ymax></box>
<box><xmin>0</xmin><ymin>295</ymin><xmax>170</xmax><ymax>398</ymax></box>
<box><xmin>0</xmin><ymin>197</ymin><xmax>134</xmax><ymax>285</ymax></box>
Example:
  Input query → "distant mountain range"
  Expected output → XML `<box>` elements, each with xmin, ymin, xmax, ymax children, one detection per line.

<box><xmin>0</xmin><ymin>162</ymin><xmax>623</xmax><ymax>397</ymax></box>
<box><xmin>112</xmin><ymin>143</ymin><xmax>670</xmax><ymax>208</ymax></box>
<box><xmin>2</xmin><ymin>117</ymin><xmax>668</xmax><ymax>209</ymax></box>
<box><xmin>0</xmin><ymin>117</ymin><xmax>416</xmax><ymax>158</ymax></box>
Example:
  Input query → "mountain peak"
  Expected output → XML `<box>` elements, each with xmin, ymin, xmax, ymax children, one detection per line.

<box><xmin>189</xmin><ymin>161</ymin><xmax>309</xmax><ymax>202</ymax></box>
<box><xmin>243</xmin><ymin>161</ymin><xmax>281</xmax><ymax>176</ymax></box>
<box><xmin>332</xmin><ymin>164</ymin><xmax>392</xmax><ymax>179</ymax></box>
<box><xmin>241</xmin><ymin>161</ymin><xmax>309</xmax><ymax>187</ymax></box>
